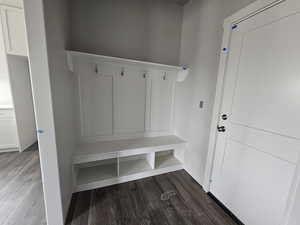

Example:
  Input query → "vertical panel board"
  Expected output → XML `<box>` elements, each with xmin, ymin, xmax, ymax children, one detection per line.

<box><xmin>146</xmin><ymin>152</ymin><xmax>155</xmax><ymax>169</ymax></box>
<box><xmin>78</xmin><ymin>61</ymin><xmax>113</xmax><ymax>137</ymax></box>
<box><xmin>114</xmin><ymin>66</ymin><xmax>146</xmax><ymax>134</ymax></box>
<box><xmin>150</xmin><ymin>70</ymin><xmax>175</xmax><ymax>132</ymax></box>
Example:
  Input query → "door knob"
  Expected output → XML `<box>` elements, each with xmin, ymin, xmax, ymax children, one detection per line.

<box><xmin>221</xmin><ymin>114</ymin><xmax>228</xmax><ymax>120</ymax></box>
<box><xmin>217</xmin><ymin>126</ymin><xmax>226</xmax><ymax>132</ymax></box>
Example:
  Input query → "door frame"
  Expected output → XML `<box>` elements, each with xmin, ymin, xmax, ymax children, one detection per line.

<box><xmin>23</xmin><ymin>1</ymin><xmax>65</xmax><ymax>225</ymax></box>
<box><xmin>203</xmin><ymin>0</ymin><xmax>300</xmax><ymax>224</ymax></box>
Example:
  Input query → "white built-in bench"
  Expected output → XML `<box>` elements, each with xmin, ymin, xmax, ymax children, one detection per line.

<box><xmin>73</xmin><ymin>135</ymin><xmax>186</xmax><ymax>192</ymax></box>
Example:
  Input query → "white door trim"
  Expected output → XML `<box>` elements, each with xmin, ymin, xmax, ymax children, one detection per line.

<box><xmin>203</xmin><ymin>0</ymin><xmax>300</xmax><ymax>224</ymax></box>
<box><xmin>23</xmin><ymin>1</ymin><xmax>65</xmax><ymax>225</ymax></box>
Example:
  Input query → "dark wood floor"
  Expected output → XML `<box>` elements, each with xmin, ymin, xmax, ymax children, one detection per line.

<box><xmin>66</xmin><ymin>170</ymin><xmax>239</xmax><ymax>225</ymax></box>
<box><xmin>0</xmin><ymin>144</ymin><xmax>46</xmax><ymax>225</ymax></box>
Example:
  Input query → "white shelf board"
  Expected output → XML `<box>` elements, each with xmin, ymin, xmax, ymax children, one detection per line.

<box><xmin>67</xmin><ymin>50</ymin><xmax>184</xmax><ymax>71</ymax></box>
<box><xmin>77</xmin><ymin>163</ymin><xmax>117</xmax><ymax>186</ymax></box>
<box><xmin>119</xmin><ymin>158</ymin><xmax>152</xmax><ymax>177</ymax></box>
<box><xmin>73</xmin><ymin>135</ymin><xmax>186</xmax><ymax>164</ymax></box>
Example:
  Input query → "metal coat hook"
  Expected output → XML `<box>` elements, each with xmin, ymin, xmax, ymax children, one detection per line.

<box><xmin>143</xmin><ymin>72</ymin><xmax>147</xmax><ymax>79</ymax></box>
<box><xmin>121</xmin><ymin>68</ymin><xmax>125</xmax><ymax>76</ymax></box>
<box><xmin>95</xmin><ymin>64</ymin><xmax>99</xmax><ymax>74</ymax></box>
<box><xmin>94</xmin><ymin>64</ymin><xmax>103</xmax><ymax>76</ymax></box>
<box><xmin>163</xmin><ymin>72</ymin><xmax>167</xmax><ymax>80</ymax></box>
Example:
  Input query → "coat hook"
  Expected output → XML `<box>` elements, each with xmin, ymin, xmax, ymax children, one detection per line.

<box><xmin>163</xmin><ymin>72</ymin><xmax>167</xmax><ymax>80</ymax></box>
<box><xmin>121</xmin><ymin>68</ymin><xmax>125</xmax><ymax>76</ymax></box>
<box><xmin>143</xmin><ymin>72</ymin><xmax>146</xmax><ymax>78</ymax></box>
<box><xmin>95</xmin><ymin>64</ymin><xmax>102</xmax><ymax>76</ymax></box>
<box><xmin>95</xmin><ymin>64</ymin><xmax>99</xmax><ymax>73</ymax></box>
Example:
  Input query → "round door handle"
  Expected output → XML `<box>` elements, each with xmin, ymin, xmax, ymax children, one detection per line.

<box><xmin>221</xmin><ymin>114</ymin><xmax>228</xmax><ymax>120</ymax></box>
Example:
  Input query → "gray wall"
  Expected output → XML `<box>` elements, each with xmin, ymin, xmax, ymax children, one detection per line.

<box><xmin>175</xmin><ymin>0</ymin><xmax>256</xmax><ymax>184</ymax></box>
<box><xmin>43</xmin><ymin>0</ymin><xmax>76</xmax><ymax>219</ymax></box>
<box><xmin>70</xmin><ymin>0</ymin><xmax>183</xmax><ymax>65</ymax></box>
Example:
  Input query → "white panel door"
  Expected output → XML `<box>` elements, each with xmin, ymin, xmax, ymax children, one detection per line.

<box><xmin>211</xmin><ymin>1</ymin><xmax>300</xmax><ymax>225</ymax></box>
<box><xmin>78</xmin><ymin>62</ymin><xmax>114</xmax><ymax>138</ymax></box>
<box><xmin>149</xmin><ymin>70</ymin><xmax>175</xmax><ymax>132</ymax></box>
<box><xmin>114</xmin><ymin>66</ymin><xmax>146</xmax><ymax>134</ymax></box>
<box><xmin>1</xmin><ymin>7</ymin><xmax>27</xmax><ymax>56</ymax></box>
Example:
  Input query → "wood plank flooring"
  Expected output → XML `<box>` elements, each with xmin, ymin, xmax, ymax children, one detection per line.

<box><xmin>0</xmin><ymin>144</ymin><xmax>46</xmax><ymax>225</ymax></box>
<box><xmin>66</xmin><ymin>170</ymin><xmax>239</xmax><ymax>225</ymax></box>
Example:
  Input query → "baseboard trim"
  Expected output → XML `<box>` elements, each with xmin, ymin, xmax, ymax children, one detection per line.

<box><xmin>0</xmin><ymin>148</ymin><xmax>18</xmax><ymax>153</ymax></box>
<box><xmin>207</xmin><ymin>192</ymin><xmax>244</xmax><ymax>225</ymax></box>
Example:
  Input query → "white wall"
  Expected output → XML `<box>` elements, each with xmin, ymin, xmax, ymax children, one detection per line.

<box><xmin>175</xmin><ymin>0</ymin><xmax>256</xmax><ymax>185</ymax></box>
<box><xmin>70</xmin><ymin>0</ymin><xmax>183</xmax><ymax>65</ymax></box>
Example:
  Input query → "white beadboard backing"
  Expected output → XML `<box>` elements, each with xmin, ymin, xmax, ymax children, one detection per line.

<box><xmin>69</xmin><ymin>51</ymin><xmax>188</xmax><ymax>142</ymax></box>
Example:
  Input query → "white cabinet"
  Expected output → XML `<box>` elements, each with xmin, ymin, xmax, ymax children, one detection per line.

<box><xmin>149</xmin><ymin>70</ymin><xmax>175</xmax><ymax>133</ymax></box>
<box><xmin>6</xmin><ymin>55</ymin><xmax>37</xmax><ymax>151</ymax></box>
<box><xmin>0</xmin><ymin>109</ymin><xmax>18</xmax><ymax>150</ymax></box>
<box><xmin>0</xmin><ymin>6</ymin><xmax>27</xmax><ymax>56</ymax></box>
<box><xmin>0</xmin><ymin>6</ymin><xmax>35</xmax><ymax>152</ymax></box>
<box><xmin>114</xmin><ymin>66</ymin><xmax>146</xmax><ymax>134</ymax></box>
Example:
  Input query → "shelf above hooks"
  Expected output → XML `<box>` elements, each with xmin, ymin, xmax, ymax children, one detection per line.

<box><xmin>66</xmin><ymin>50</ymin><xmax>189</xmax><ymax>82</ymax></box>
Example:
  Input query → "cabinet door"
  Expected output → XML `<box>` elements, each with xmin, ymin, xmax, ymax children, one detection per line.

<box><xmin>1</xmin><ymin>7</ymin><xmax>27</xmax><ymax>56</ymax></box>
<box><xmin>0</xmin><ymin>110</ymin><xmax>18</xmax><ymax>149</ymax></box>
<box><xmin>78</xmin><ymin>62</ymin><xmax>114</xmax><ymax>138</ymax></box>
<box><xmin>149</xmin><ymin>70</ymin><xmax>175</xmax><ymax>132</ymax></box>
<box><xmin>114</xmin><ymin>66</ymin><xmax>146</xmax><ymax>134</ymax></box>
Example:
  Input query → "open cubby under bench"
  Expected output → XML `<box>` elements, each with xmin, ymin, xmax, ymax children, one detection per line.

<box><xmin>73</xmin><ymin>135</ymin><xmax>186</xmax><ymax>192</ymax></box>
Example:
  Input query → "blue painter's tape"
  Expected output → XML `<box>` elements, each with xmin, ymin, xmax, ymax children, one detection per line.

<box><xmin>232</xmin><ymin>24</ymin><xmax>238</xmax><ymax>30</ymax></box>
<box><xmin>37</xmin><ymin>130</ymin><xmax>44</xmax><ymax>134</ymax></box>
